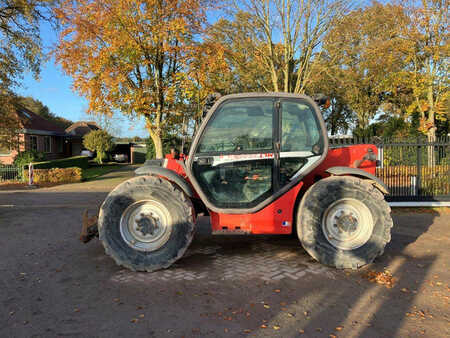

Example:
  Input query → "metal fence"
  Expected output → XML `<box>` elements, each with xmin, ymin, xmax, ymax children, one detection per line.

<box><xmin>0</xmin><ymin>165</ymin><xmax>25</xmax><ymax>183</ymax></box>
<box><xmin>329</xmin><ymin>136</ymin><xmax>450</xmax><ymax>202</ymax></box>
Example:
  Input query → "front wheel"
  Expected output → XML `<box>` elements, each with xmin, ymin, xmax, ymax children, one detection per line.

<box><xmin>98</xmin><ymin>175</ymin><xmax>195</xmax><ymax>272</ymax></box>
<box><xmin>297</xmin><ymin>176</ymin><xmax>392</xmax><ymax>269</ymax></box>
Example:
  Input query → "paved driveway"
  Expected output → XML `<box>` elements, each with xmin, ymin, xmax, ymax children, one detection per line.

<box><xmin>0</xmin><ymin>167</ymin><xmax>448</xmax><ymax>337</ymax></box>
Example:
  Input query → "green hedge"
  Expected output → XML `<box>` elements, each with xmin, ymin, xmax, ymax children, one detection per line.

<box><xmin>32</xmin><ymin>156</ymin><xmax>90</xmax><ymax>170</ymax></box>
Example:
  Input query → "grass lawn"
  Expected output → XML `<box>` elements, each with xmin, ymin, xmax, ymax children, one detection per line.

<box><xmin>82</xmin><ymin>163</ymin><xmax>125</xmax><ymax>181</ymax></box>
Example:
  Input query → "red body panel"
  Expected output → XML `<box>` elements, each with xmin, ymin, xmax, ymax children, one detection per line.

<box><xmin>209</xmin><ymin>183</ymin><xmax>303</xmax><ymax>234</ymax></box>
<box><xmin>164</xmin><ymin>144</ymin><xmax>378</xmax><ymax>235</ymax></box>
<box><xmin>301</xmin><ymin>144</ymin><xmax>378</xmax><ymax>192</ymax></box>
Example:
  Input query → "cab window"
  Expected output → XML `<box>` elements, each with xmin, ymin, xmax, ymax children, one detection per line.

<box><xmin>197</xmin><ymin>99</ymin><xmax>274</xmax><ymax>154</ymax></box>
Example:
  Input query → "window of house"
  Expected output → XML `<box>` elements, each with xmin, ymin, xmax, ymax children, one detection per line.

<box><xmin>44</xmin><ymin>136</ymin><xmax>51</xmax><ymax>153</ymax></box>
<box><xmin>56</xmin><ymin>137</ymin><xmax>63</xmax><ymax>153</ymax></box>
<box><xmin>30</xmin><ymin>136</ymin><xmax>38</xmax><ymax>151</ymax></box>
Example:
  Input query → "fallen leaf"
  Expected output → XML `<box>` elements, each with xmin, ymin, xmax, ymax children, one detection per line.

<box><xmin>330</xmin><ymin>335</ymin><xmax>337</xmax><ymax>338</ymax></box>
<box><xmin>287</xmin><ymin>313</ymin><xmax>294</xmax><ymax>317</ymax></box>
<box><xmin>401</xmin><ymin>288</ymin><xmax>409</xmax><ymax>293</ymax></box>
<box><xmin>363</xmin><ymin>270</ymin><xmax>397</xmax><ymax>288</ymax></box>
<box><xmin>243</xmin><ymin>329</ymin><xmax>251</xmax><ymax>333</ymax></box>
<box><xmin>113</xmin><ymin>298</ymin><xmax>120</xmax><ymax>302</ymax></box>
<box><xmin>436</xmin><ymin>282</ymin><xmax>442</xmax><ymax>286</ymax></box>
<box><xmin>273</xmin><ymin>325</ymin><xmax>280</xmax><ymax>330</ymax></box>
<box><xmin>280</xmin><ymin>302</ymin><xmax>287</xmax><ymax>306</ymax></box>
<box><xmin>298</xmin><ymin>329</ymin><xmax>305</xmax><ymax>334</ymax></box>
<box><xmin>130</xmin><ymin>318</ymin><xmax>138</xmax><ymax>323</ymax></box>
<box><xmin>260</xmin><ymin>324</ymin><xmax>267</xmax><ymax>328</ymax></box>
<box><xmin>74</xmin><ymin>308</ymin><xmax>80</xmax><ymax>313</ymax></box>
<box><xmin>263</xmin><ymin>304</ymin><xmax>270</xmax><ymax>309</ymax></box>
<box><xmin>139</xmin><ymin>314</ymin><xmax>145</xmax><ymax>318</ymax></box>
<box><xmin>335</xmin><ymin>326</ymin><xmax>343</xmax><ymax>331</ymax></box>
<box><xmin>316</xmin><ymin>328</ymin><xmax>322</xmax><ymax>332</ymax></box>
<box><xmin>274</xmin><ymin>289</ymin><xmax>281</xmax><ymax>293</ymax></box>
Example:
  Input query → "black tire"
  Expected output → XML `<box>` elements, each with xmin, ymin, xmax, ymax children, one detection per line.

<box><xmin>297</xmin><ymin>176</ymin><xmax>392</xmax><ymax>269</ymax></box>
<box><xmin>98</xmin><ymin>175</ymin><xmax>195</xmax><ymax>272</ymax></box>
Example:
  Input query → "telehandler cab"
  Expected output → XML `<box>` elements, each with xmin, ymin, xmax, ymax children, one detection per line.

<box><xmin>83</xmin><ymin>93</ymin><xmax>392</xmax><ymax>271</ymax></box>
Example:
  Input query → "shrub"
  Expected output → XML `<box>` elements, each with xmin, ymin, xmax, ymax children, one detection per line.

<box><xmin>83</xmin><ymin>130</ymin><xmax>114</xmax><ymax>164</ymax></box>
<box><xmin>24</xmin><ymin>167</ymin><xmax>82</xmax><ymax>184</ymax></box>
<box><xmin>32</xmin><ymin>156</ymin><xmax>89</xmax><ymax>170</ymax></box>
<box><xmin>13</xmin><ymin>150</ymin><xmax>45</xmax><ymax>168</ymax></box>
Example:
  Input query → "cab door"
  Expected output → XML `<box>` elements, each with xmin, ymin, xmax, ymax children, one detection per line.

<box><xmin>278</xmin><ymin>99</ymin><xmax>325</xmax><ymax>189</ymax></box>
<box><xmin>190</xmin><ymin>98</ymin><xmax>276</xmax><ymax>210</ymax></box>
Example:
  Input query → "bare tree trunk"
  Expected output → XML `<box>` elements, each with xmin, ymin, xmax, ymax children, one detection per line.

<box><xmin>427</xmin><ymin>126</ymin><xmax>436</xmax><ymax>167</ymax></box>
<box><xmin>146</xmin><ymin>111</ymin><xmax>164</xmax><ymax>159</ymax></box>
<box><xmin>149</xmin><ymin>129</ymin><xmax>163</xmax><ymax>159</ymax></box>
<box><xmin>426</xmin><ymin>79</ymin><xmax>436</xmax><ymax>167</ymax></box>
<box><xmin>180</xmin><ymin>115</ymin><xmax>188</xmax><ymax>154</ymax></box>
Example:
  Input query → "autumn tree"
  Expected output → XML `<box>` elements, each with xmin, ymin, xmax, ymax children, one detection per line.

<box><xmin>210</xmin><ymin>0</ymin><xmax>349</xmax><ymax>94</ymax></box>
<box><xmin>321</xmin><ymin>2</ymin><xmax>412</xmax><ymax>133</ymax></box>
<box><xmin>308</xmin><ymin>64</ymin><xmax>356</xmax><ymax>135</ymax></box>
<box><xmin>55</xmin><ymin>0</ymin><xmax>207</xmax><ymax>158</ymax></box>
<box><xmin>183</xmin><ymin>41</ymin><xmax>233</xmax><ymax>133</ymax></box>
<box><xmin>397</xmin><ymin>0</ymin><xmax>448</xmax><ymax>164</ymax></box>
<box><xmin>206</xmin><ymin>14</ymin><xmax>273</xmax><ymax>93</ymax></box>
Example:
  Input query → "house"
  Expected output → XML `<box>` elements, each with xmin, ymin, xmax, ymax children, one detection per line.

<box><xmin>65</xmin><ymin>121</ymin><xmax>100</xmax><ymax>156</ymax></box>
<box><xmin>0</xmin><ymin>106</ymin><xmax>68</xmax><ymax>165</ymax></box>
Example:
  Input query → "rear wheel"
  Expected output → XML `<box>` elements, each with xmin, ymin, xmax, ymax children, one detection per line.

<box><xmin>297</xmin><ymin>176</ymin><xmax>392</xmax><ymax>269</ymax></box>
<box><xmin>98</xmin><ymin>175</ymin><xmax>194</xmax><ymax>272</ymax></box>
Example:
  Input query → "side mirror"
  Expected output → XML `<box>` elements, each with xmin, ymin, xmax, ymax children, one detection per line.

<box><xmin>313</xmin><ymin>94</ymin><xmax>331</xmax><ymax>109</ymax></box>
<box><xmin>202</xmin><ymin>93</ymin><xmax>222</xmax><ymax>119</ymax></box>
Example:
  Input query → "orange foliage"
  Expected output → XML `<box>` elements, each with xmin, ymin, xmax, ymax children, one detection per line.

<box><xmin>54</xmin><ymin>0</ymin><xmax>207</xmax><ymax>157</ymax></box>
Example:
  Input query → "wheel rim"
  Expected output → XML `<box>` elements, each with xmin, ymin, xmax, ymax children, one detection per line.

<box><xmin>321</xmin><ymin>198</ymin><xmax>374</xmax><ymax>250</ymax></box>
<box><xmin>120</xmin><ymin>200</ymin><xmax>172</xmax><ymax>252</ymax></box>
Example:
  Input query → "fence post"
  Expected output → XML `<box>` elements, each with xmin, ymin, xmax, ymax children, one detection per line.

<box><xmin>416</xmin><ymin>139</ymin><xmax>421</xmax><ymax>197</ymax></box>
<box><xmin>28</xmin><ymin>162</ymin><xmax>34</xmax><ymax>186</ymax></box>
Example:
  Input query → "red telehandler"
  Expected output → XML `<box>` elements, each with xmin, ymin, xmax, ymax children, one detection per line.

<box><xmin>82</xmin><ymin>93</ymin><xmax>392</xmax><ymax>271</ymax></box>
